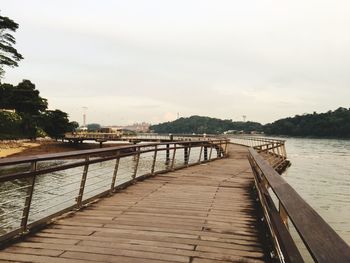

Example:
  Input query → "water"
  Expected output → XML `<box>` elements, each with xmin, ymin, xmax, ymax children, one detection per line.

<box><xmin>282</xmin><ymin>137</ymin><xmax>350</xmax><ymax>245</ymax></box>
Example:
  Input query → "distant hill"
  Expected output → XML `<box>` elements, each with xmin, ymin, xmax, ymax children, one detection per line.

<box><xmin>150</xmin><ymin>116</ymin><xmax>263</xmax><ymax>134</ymax></box>
<box><xmin>264</xmin><ymin>107</ymin><xmax>350</xmax><ymax>138</ymax></box>
<box><xmin>150</xmin><ymin>108</ymin><xmax>350</xmax><ymax>138</ymax></box>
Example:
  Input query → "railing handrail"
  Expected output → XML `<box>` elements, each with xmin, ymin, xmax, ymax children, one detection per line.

<box><xmin>248</xmin><ymin>148</ymin><xmax>350</xmax><ymax>262</ymax></box>
<box><xmin>228</xmin><ymin>134</ymin><xmax>286</xmax><ymax>144</ymax></box>
<box><xmin>0</xmin><ymin>139</ymin><xmax>227</xmax><ymax>167</ymax></box>
<box><xmin>64</xmin><ymin>132</ymin><xmax>227</xmax><ymax>140</ymax></box>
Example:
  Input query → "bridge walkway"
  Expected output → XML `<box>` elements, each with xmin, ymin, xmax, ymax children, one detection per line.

<box><xmin>0</xmin><ymin>145</ymin><xmax>267</xmax><ymax>263</ymax></box>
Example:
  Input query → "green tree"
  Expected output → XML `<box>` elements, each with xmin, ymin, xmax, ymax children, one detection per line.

<box><xmin>0</xmin><ymin>14</ymin><xmax>23</xmax><ymax>78</ymax></box>
<box><xmin>0</xmin><ymin>80</ymin><xmax>47</xmax><ymax>139</ymax></box>
<box><xmin>0</xmin><ymin>110</ymin><xmax>22</xmax><ymax>138</ymax></box>
<box><xmin>263</xmin><ymin>107</ymin><xmax>350</xmax><ymax>138</ymax></box>
<box><xmin>87</xmin><ymin>123</ymin><xmax>101</xmax><ymax>132</ymax></box>
<box><xmin>41</xmin><ymin>110</ymin><xmax>71</xmax><ymax>139</ymax></box>
<box><xmin>12</xmin><ymin>80</ymin><xmax>48</xmax><ymax>114</ymax></box>
<box><xmin>68</xmin><ymin>121</ymin><xmax>79</xmax><ymax>132</ymax></box>
<box><xmin>150</xmin><ymin>116</ymin><xmax>263</xmax><ymax>134</ymax></box>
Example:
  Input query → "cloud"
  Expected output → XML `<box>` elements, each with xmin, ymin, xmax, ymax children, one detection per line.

<box><xmin>2</xmin><ymin>0</ymin><xmax>350</xmax><ymax>125</ymax></box>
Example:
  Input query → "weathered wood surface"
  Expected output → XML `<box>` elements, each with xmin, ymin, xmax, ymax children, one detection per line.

<box><xmin>0</xmin><ymin>144</ymin><xmax>267</xmax><ymax>263</ymax></box>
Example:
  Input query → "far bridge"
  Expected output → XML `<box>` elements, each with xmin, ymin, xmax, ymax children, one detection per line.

<box><xmin>0</xmin><ymin>135</ymin><xmax>349</xmax><ymax>262</ymax></box>
<box><xmin>64</xmin><ymin>133</ymin><xmax>212</xmax><ymax>146</ymax></box>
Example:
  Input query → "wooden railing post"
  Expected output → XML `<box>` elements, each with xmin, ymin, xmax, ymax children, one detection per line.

<box><xmin>171</xmin><ymin>144</ymin><xmax>177</xmax><ymax>170</ymax></box>
<box><xmin>184</xmin><ymin>146</ymin><xmax>189</xmax><ymax>165</ymax></box>
<box><xmin>110</xmin><ymin>156</ymin><xmax>120</xmax><ymax>193</ymax></box>
<box><xmin>187</xmin><ymin>144</ymin><xmax>191</xmax><ymax>166</ymax></box>
<box><xmin>77</xmin><ymin>156</ymin><xmax>89</xmax><ymax>208</ymax></box>
<box><xmin>20</xmin><ymin>161</ymin><xmax>37</xmax><ymax>232</ymax></box>
<box><xmin>209</xmin><ymin>143</ymin><xmax>213</xmax><ymax>160</ymax></box>
<box><xmin>151</xmin><ymin>145</ymin><xmax>158</xmax><ymax>174</ymax></box>
<box><xmin>198</xmin><ymin>145</ymin><xmax>203</xmax><ymax>163</ymax></box>
<box><xmin>165</xmin><ymin>144</ymin><xmax>170</xmax><ymax>165</ymax></box>
<box><xmin>132</xmin><ymin>147</ymin><xmax>140</xmax><ymax>179</ymax></box>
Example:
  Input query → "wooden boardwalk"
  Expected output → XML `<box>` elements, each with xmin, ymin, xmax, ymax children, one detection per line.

<box><xmin>0</xmin><ymin>144</ymin><xmax>267</xmax><ymax>263</ymax></box>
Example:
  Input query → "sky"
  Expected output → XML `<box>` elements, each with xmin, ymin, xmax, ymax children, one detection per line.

<box><xmin>1</xmin><ymin>0</ymin><xmax>350</xmax><ymax>125</ymax></box>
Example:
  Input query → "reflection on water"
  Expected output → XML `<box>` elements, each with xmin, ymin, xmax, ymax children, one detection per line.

<box><xmin>282</xmin><ymin>137</ymin><xmax>350</xmax><ymax>245</ymax></box>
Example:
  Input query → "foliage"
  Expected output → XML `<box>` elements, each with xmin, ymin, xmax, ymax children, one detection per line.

<box><xmin>0</xmin><ymin>14</ymin><xmax>23</xmax><ymax>78</ymax></box>
<box><xmin>87</xmin><ymin>123</ymin><xmax>101</xmax><ymax>132</ymax></box>
<box><xmin>68</xmin><ymin>121</ymin><xmax>79</xmax><ymax>132</ymax></box>
<box><xmin>0</xmin><ymin>111</ymin><xmax>22</xmax><ymax>138</ymax></box>
<box><xmin>40</xmin><ymin>110</ymin><xmax>71</xmax><ymax>139</ymax></box>
<box><xmin>150</xmin><ymin>116</ymin><xmax>263</xmax><ymax>134</ymax></box>
<box><xmin>0</xmin><ymin>80</ymin><xmax>78</xmax><ymax>140</ymax></box>
<box><xmin>264</xmin><ymin>107</ymin><xmax>350</xmax><ymax>138</ymax></box>
<box><xmin>0</xmin><ymin>80</ymin><xmax>47</xmax><ymax>114</ymax></box>
<box><xmin>0</xmin><ymin>80</ymin><xmax>48</xmax><ymax>139</ymax></box>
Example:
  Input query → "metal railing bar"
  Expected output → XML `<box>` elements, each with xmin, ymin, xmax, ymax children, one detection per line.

<box><xmin>0</xmin><ymin>206</ymin><xmax>26</xmax><ymax>218</ymax></box>
<box><xmin>83</xmin><ymin>179</ymin><xmax>111</xmax><ymax>189</ymax></box>
<box><xmin>0</xmin><ymin>197</ymin><xmax>30</xmax><ymax>206</ymax></box>
<box><xmin>82</xmin><ymin>184</ymin><xmax>111</xmax><ymax>196</ymax></box>
<box><xmin>0</xmin><ymin>185</ymin><xmax>31</xmax><ymax>195</ymax></box>
<box><xmin>0</xmin><ymin>217</ymin><xmax>25</xmax><ymax>229</ymax></box>
<box><xmin>34</xmin><ymin>179</ymin><xmax>82</xmax><ymax>192</ymax></box>
<box><xmin>30</xmin><ymin>189</ymin><xmax>78</xmax><ymax>205</ymax></box>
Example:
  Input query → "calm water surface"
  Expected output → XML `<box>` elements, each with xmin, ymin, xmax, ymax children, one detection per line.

<box><xmin>280</xmin><ymin>137</ymin><xmax>350</xmax><ymax>245</ymax></box>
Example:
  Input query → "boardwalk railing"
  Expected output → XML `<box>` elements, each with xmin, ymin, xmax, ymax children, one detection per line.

<box><xmin>229</xmin><ymin>136</ymin><xmax>350</xmax><ymax>262</ymax></box>
<box><xmin>0</xmin><ymin>139</ymin><xmax>228</xmax><ymax>244</ymax></box>
<box><xmin>64</xmin><ymin>132</ymin><xmax>220</xmax><ymax>142</ymax></box>
<box><xmin>229</xmin><ymin>135</ymin><xmax>290</xmax><ymax>173</ymax></box>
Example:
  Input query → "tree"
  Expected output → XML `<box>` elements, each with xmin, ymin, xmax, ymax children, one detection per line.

<box><xmin>0</xmin><ymin>110</ymin><xmax>22</xmax><ymax>138</ymax></box>
<box><xmin>87</xmin><ymin>123</ymin><xmax>101</xmax><ymax>132</ymax></box>
<box><xmin>0</xmin><ymin>14</ymin><xmax>23</xmax><ymax>79</ymax></box>
<box><xmin>68</xmin><ymin>121</ymin><xmax>79</xmax><ymax>132</ymax></box>
<box><xmin>41</xmin><ymin>110</ymin><xmax>71</xmax><ymax>139</ymax></box>
<box><xmin>12</xmin><ymin>80</ymin><xmax>48</xmax><ymax>114</ymax></box>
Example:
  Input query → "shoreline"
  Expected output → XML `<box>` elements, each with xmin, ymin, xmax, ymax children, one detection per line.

<box><xmin>0</xmin><ymin>140</ymin><xmax>128</xmax><ymax>158</ymax></box>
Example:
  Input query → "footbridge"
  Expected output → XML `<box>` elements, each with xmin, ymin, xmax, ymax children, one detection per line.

<box><xmin>64</xmin><ymin>132</ymin><xmax>214</xmax><ymax>146</ymax></box>
<box><xmin>0</xmin><ymin>136</ymin><xmax>349</xmax><ymax>262</ymax></box>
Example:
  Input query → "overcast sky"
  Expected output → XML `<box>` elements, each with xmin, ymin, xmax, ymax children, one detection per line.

<box><xmin>1</xmin><ymin>0</ymin><xmax>350</xmax><ymax>125</ymax></box>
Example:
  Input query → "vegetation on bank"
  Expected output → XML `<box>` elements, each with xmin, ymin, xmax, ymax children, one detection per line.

<box><xmin>264</xmin><ymin>107</ymin><xmax>350</xmax><ymax>138</ymax></box>
<box><xmin>150</xmin><ymin>116</ymin><xmax>263</xmax><ymax>134</ymax></box>
<box><xmin>151</xmin><ymin>108</ymin><xmax>350</xmax><ymax>138</ymax></box>
<box><xmin>0</xmin><ymin>80</ymin><xmax>79</xmax><ymax>139</ymax></box>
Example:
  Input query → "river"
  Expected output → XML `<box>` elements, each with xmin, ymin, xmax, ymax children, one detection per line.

<box><xmin>281</xmin><ymin>137</ymin><xmax>350</xmax><ymax>245</ymax></box>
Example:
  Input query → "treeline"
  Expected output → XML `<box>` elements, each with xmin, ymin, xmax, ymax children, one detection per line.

<box><xmin>0</xmin><ymin>80</ymin><xmax>78</xmax><ymax>139</ymax></box>
<box><xmin>264</xmin><ymin>107</ymin><xmax>350</xmax><ymax>138</ymax></box>
<box><xmin>150</xmin><ymin>108</ymin><xmax>350</xmax><ymax>138</ymax></box>
<box><xmin>150</xmin><ymin>116</ymin><xmax>263</xmax><ymax>134</ymax></box>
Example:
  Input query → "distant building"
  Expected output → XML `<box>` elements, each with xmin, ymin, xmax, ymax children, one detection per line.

<box><xmin>121</xmin><ymin>122</ymin><xmax>150</xmax><ymax>133</ymax></box>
